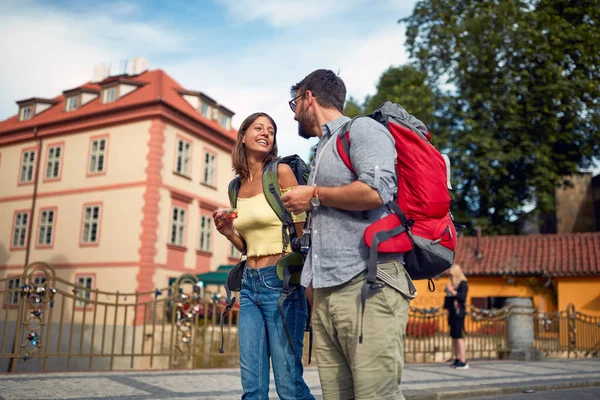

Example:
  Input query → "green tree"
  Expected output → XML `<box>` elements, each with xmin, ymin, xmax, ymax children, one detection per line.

<box><xmin>343</xmin><ymin>96</ymin><xmax>364</xmax><ymax>118</ymax></box>
<box><xmin>365</xmin><ymin>65</ymin><xmax>435</xmax><ymax>126</ymax></box>
<box><xmin>401</xmin><ymin>0</ymin><xmax>600</xmax><ymax>234</ymax></box>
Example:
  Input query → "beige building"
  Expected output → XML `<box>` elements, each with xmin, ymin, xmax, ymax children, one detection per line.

<box><xmin>0</xmin><ymin>61</ymin><xmax>242</xmax><ymax>311</ymax></box>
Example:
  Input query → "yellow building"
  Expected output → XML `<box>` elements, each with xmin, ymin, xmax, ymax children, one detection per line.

<box><xmin>412</xmin><ymin>232</ymin><xmax>600</xmax><ymax>317</ymax></box>
<box><xmin>0</xmin><ymin>61</ymin><xmax>242</xmax><ymax>315</ymax></box>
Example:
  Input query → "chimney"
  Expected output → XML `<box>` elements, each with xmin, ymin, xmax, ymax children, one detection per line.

<box><xmin>92</xmin><ymin>63</ymin><xmax>109</xmax><ymax>83</ymax></box>
<box><xmin>130</xmin><ymin>57</ymin><xmax>149</xmax><ymax>75</ymax></box>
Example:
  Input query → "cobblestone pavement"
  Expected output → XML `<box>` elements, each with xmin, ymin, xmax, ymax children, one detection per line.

<box><xmin>0</xmin><ymin>359</ymin><xmax>598</xmax><ymax>400</ymax></box>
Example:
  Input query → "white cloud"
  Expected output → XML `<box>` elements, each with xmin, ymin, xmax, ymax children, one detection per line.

<box><xmin>165</xmin><ymin>23</ymin><xmax>408</xmax><ymax>160</ymax></box>
<box><xmin>0</xmin><ymin>1</ymin><xmax>185</xmax><ymax>118</ymax></box>
<box><xmin>0</xmin><ymin>1</ymin><xmax>411</xmax><ymax>162</ymax></box>
<box><xmin>217</xmin><ymin>0</ymin><xmax>414</xmax><ymax>28</ymax></box>
<box><xmin>217</xmin><ymin>0</ymin><xmax>366</xmax><ymax>27</ymax></box>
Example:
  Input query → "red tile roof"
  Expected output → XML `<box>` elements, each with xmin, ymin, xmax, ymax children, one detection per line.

<box><xmin>455</xmin><ymin>232</ymin><xmax>600</xmax><ymax>277</ymax></box>
<box><xmin>0</xmin><ymin>69</ymin><xmax>236</xmax><ymax>141</ymax></box>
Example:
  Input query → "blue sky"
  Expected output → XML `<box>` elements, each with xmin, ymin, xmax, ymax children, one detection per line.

<box><xmin>1</xmin><ymin>0</ymin><xmax>597</xmax><ymax>175</ymax></box>
<box><xmin>0</xmin><ymin>0</ymin><xmax>416</xmax><ymax>161</ymax></box>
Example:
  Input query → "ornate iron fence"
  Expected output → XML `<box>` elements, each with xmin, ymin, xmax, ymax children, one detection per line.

<box><xmin>1</xmin><ymin>262</ymin><xmax>598</xmax><ymax>373</ymax></box>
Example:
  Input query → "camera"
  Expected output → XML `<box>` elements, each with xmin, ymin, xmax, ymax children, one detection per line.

<box><xmin>290</xmin><ymin>229</ymin><xmax>311</xmax><ymax>254</ymax></box>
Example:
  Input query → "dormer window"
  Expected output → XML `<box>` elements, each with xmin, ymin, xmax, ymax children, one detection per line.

<box><xmin>16</xmin><ymin>98</ymin><xmax>59</xmax><ymax>121</ymax></box>
<box><xmin>62</xmin><ymin>86</ymin><xmax>100</xmax><ymax>110</ymax></box>
<box><xmin>66</xmin><ymin>96</ymin><xmax>79</xmax><ymax>111</ymax></box>
<box><xmin>103</xmin><ymin>87</ymin><xmax>117</xmax><ymax>104</ymax></box>
<box><xmin>20</xmin><ymin>106</ymin><xmax>32</xmax><ymax>121</ymax></box>
<box><xmin>201</xmin><ymin>103</ymin><xmax>209</xmax><ymax>117</ymax></box>
<box><xmin>220</xmin><ymin>114</ymin><xmax>230</xmax><ymax>129</ymax></box>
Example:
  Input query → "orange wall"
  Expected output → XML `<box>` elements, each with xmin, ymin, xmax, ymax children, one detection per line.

<box><xmin>412</xmin><ymin>276</ymin><xmax>556</xmax><ymax>312</ymax></box>
<box><xmin>557</xmin><ymin>277</ymin><xmax>600</xmax><ymax>317</ymax></box>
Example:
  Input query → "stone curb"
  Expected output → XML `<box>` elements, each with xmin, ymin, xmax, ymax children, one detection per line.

<box><xmin>403</xmin><ymin>378</ymin><xmax>600</xmax><ymax>400</ymax></box>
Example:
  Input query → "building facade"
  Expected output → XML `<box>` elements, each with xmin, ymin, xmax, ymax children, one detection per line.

<box><xmin>412</xmin><ymin>232</ymin><xmax>600</xmax><ymax>317</ymax></box>
<box><xmin>0</xmin><ymin>64</ymin><xmax>242</xmax><ymax>308</ymax></box>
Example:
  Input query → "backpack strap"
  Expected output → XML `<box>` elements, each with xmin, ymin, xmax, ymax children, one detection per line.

<box><xmin>262</xmin><ymin>159</ymin><xmax>308</xmax><ymax>359</ymax></box>
<box><xmin>262</xmin><ymin>158</ymin><xmax>298</xmax><ymax>244</ymax></box>
<box><xmin>228</xmin><ymin>177</ymin><xmax>241</xmax><ymax>208</ymax></box>
<box><xmin>335</xmin><ymin>118</ymin><xmax>363</xmax><ymax>174</ymax></box>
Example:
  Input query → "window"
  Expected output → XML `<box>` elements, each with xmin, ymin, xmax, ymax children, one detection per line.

<box><xmin>201</xmin><ymin>103</ymin><xmax>209</xmax><ymax>117</ymax></box>
<box><xmin>170</xmin><ymin>207</ymin><xmax>186</xmax><ymax>246</ymax></box>
<box><xmin>220</xmin><ymin>114</ymin><xmax>230</xmax><ymax>129</ymax></box>
<box><xmin>103</xmin><ymin>87</ymin><xmax>117</xmax><ymax>103</ymax></box>
<box><xmin>19</xmin><ymin>149</ymin><xmax>36</xmax><ymax>183</ymax></box>
<box><xmin>203</xmin><ymin>152</ymin><xmax>216</xmax><ymax>186</ymax></box>
<box><xmin>45</xmin><ymin>145</ymin><xmax>62</xmax><ymax>180</ymax></box>
<box><xmin>230</xmin><ymin>243</ymin><xmax>241</xmax><ymax>259</ymax></box>
<box><xmin>199</xmin><ymin>215</ymin><xmax>212</xmax><ymax>252</ymax></box>
<box><xmin>12</xmin><ymin>212</ymin><xmax>29</xmax><ymax>248</ymax></box>
<box><xmin>20</xmin><ymin>106</ymin><xmax>32</xmax><ymax>121</ymax></box>
<box><xmin>38</xmin><ymin>209</ymin><xmax>56</xmax><ymax>246</ymax></box>
<box><xmin>66</xmin><ymin>96</ymin><xmax>79</xmax><ymax>111</ymax></box>
<box><xmin>33</xmin><ymin>276</ymin><xmax>46</xmax><ymax>287</ymax></box>
<box><xmin>6</xmin><ymin>278</ymin><xmax>21</xmax><ymax>306</ymax></box>
<box><xmin>81</xmin><ymin>205</ymin><xmax>101</xmax><ymax>244</ymax></box>
<box><xmin>175</xmin><ymin>138</ymin><xmax>191</xmax><ymax>176</ymax></box>
<box><xmin>88</xmin><ymin>138</ymin><xmax>107</xmax><ymax>174</ymax></box>
<box><xmin>76</xmin><ymin>276</ymin><xmax>94</xmax><ymax>307</ymax></box>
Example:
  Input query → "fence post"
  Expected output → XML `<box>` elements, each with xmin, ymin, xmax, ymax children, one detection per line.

<box><xmin>505</xmin><ymin>297</ymin><xmax>543</xmax><ymax>361</ymax></box>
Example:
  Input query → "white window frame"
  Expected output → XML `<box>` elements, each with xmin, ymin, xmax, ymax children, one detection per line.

<box><xmin>220</xmin><ymin>114</ymin><xmax>230</xmax><ymax>129</ymax></box>
<box><xmin>170</xmin><ymin>207</ymin><xmax>186</xmax><ymax>247</ymax></box>
<box><xmin>6</xmin><ymin>277</ymin><xmax>21</xmax><ymax>306</ymax></box>
<box><xmin>82</xmin><ymin>205</ymin><xmax>101</xmax><ymax>244</ymax></box>
<box><xmin>45</xmin><ymin>145</ymin><xmax>62</xmax><ymax>179</ymax></box>
<box><xmin>175</xmin><ymin>138</ymin><xmax>191</xmax><ymax>176</ymax></box>
<box><xmin>201</xmin><ymin>103</ymin><xmax>209</xmax><ymax>117</ymax></box>
<box><xmin>20</xmin><ymin>106</ymin><xmax>32</xmax><ymax>121</ymax></box>
<box><xmin>203</xmin><ymin>152</ymin><xmax>216</xmax><ymax>186</ymax></box>
<box><xmin>12</xmin><ymin>212</ymin><xmax>29</xmax><ymax>248</ymax></box>
<box><xmin>38</xmin><ymin>209</ymin><xmax>56</xmax><ymax>246</ymax></box>
<box><xmin>66</xmin><ymin>96</ymin><xmax>79</xmax><ymax>111</ymax></box>
<box><xmin>76</xmin><ymin>276</ymin><xmax>94</xmax><ymax>307</ymax></box>
<box><xmin>199</xmin><ymin>215</ymin><xmax>212</xmax><ymax>252</ymax></box>
<box><xmin>20</xmin><ymin>150</ymin><xmax>36</xmax><ymax>183</ymax></box>
<box><xmin>230</xmin><ymin>243</ymin><xmax>241</xmax><ymax>259</ymax></box>
<box><xmin>103</xmin><ymin>87</ymin><xmax>117</xmax><ymax>103</ymax></box>
<box><xmin>88</xmin><ymin>138</ymin><xmax>107</xmax><ymax>174</ymax></box>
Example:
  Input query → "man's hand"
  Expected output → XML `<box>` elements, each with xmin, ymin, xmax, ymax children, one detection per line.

<box><xmin>281</xmin><ymin>185</ymin><xmax>313</xmax><ymax>215</ymax></box>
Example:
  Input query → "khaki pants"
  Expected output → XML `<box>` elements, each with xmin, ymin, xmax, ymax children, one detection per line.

<box><xmin>312</xmin><ymin>261</ymin><xmax>410</xmax><ymax>400</ymax></box>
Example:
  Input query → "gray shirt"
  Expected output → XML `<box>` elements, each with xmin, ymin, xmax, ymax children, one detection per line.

<box><xmin>301</xmin><ymin>115</ymin><xmax>404</xmax><ymax>289</ymax></box>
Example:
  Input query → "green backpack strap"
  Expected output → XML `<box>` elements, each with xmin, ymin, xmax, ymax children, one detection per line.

<box><xmin>262</xmin><ymin>159</ymin><xmax>296</xmax><ymax>237</ymax></box>
<box><xmin>228</xmin><ymin>177</ymin><xmax>241</xmax><ymax>208</ymax></box>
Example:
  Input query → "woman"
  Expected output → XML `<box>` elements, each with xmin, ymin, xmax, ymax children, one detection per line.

<box><xmin>444</xmin><ymin>264</ymin><xmax>469</xmax><ymax>369</ymax></box>
<box><xmin>213</xmin><ymin>112</ymin><xmax>314</xmax><ymax>400</ymax></box>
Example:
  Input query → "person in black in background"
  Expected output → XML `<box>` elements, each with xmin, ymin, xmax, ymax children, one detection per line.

<box><xmin>444</xmin><ymin>264</ymin><xmax>469</xmax><ymax>369</ymax></box>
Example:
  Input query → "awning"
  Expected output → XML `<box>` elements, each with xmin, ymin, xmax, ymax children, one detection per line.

<box><xmin>168</xmin><ymin>265</ymin><xmax>236</xmax><ymax>287</ymax></box>
<box><xmin>196</xmin><ymin>271</ymin><xmax>229</xmax><ymax>286</ymax></box>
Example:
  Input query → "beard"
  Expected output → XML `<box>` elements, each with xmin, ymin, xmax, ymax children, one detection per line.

<box><xmin>297</xmin><ymin>109</ymin><xmax>319</xmax><ymax>139</ymax></box>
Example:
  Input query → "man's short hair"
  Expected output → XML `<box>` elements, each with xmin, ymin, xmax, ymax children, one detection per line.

<box><xmin>291</xmin><ymin>69</ymin><xmax>346</xmax><ymax>112</ymax></box>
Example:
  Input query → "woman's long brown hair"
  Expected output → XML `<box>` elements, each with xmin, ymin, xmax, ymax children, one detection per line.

<box><xmin>231</xmin><ymin>112</ymin><xmax>278</xmax><ymax>182</ymax></box>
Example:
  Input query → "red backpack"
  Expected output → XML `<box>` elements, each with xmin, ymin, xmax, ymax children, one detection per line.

<box><xmin>337</xmin><ymin>102</ymin><xmax>457</xmax><ymax>341</ymax></box>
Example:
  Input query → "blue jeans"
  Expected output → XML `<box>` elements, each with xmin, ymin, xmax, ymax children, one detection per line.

<box><xmin>238</xmin><ymin>265</ymin><xmax>314</xmax><ymax>400</ymax></box>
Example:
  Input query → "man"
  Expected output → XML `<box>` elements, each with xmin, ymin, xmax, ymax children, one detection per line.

<box><xmin>281</xmin><ymin>69</ymin><xmax>411</xmax><ymax>400</ymax></box>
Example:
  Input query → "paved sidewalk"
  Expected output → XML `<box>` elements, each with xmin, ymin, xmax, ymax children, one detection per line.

<box><xmin>0</xmin><ymin>359</ymin><xmax>599</xmax><ymax>400</ymax></box>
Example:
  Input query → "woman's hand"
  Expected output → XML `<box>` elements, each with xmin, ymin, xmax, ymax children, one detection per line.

<box><xmin>213</xmin><ymin>209</ymin><xmax>237</xmax><ymax>239</ymax></box>
<box><xmin>445</xmin><ymin>283</ymin><xmax>456</xmax><ymax>295</ymax></box>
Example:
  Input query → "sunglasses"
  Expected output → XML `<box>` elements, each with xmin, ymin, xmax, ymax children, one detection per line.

<box><xmin>288</xmin><ymin>93</ymin><xmax>305</xmax><ymax>113</ymax></box>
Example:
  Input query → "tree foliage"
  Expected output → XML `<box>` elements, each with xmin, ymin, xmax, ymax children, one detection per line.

<box><xmin>400</xmin><ymin>0</ymin><xmax>600</xmax><ymax>234</ymax></box>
